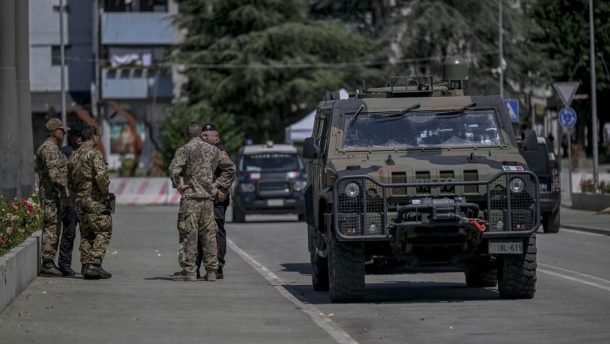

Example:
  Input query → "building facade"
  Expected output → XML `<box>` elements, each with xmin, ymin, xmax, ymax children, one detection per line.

<box><xmin>29</xmin><ymin>0</ymin><xmax>181</xmax><ymax>174</ymax></box>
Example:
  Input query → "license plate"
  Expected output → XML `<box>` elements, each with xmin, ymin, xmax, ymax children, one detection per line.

<box><xmin>267</xmin><ymin>199</ymin><xmax>285</xmax><ymax>207</ymax></box>
<box><xmin>489</xmin><ymin>240</ymin><xmax>523</xmax><ymax>254</ymax></box>
<box><xmin>539</xmin><ymin>183</ymin><xmax>548</xmax><ymax>192</ymax></box>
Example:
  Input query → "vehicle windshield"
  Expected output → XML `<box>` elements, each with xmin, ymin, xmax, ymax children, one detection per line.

<box><xmin>342</xmin><ymin>110</ymin><xmax>504</xmax><ymax>149</ymax></box>
<box><xmin>241</xmin><ymin>153</ymin><xmax>303</xmax><ymax>172</ymax></box>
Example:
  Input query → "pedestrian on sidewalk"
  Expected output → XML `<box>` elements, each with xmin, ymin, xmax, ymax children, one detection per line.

<box><xmin>198</xmin><ymin>123</ymin><xmax>232</xmax><ymax>279</ymax></box>
<box><xmin>36</xmin><ymin>118</ymin><xmax>70</xmax><ymax>277</ymax></box>
<box><xmin>69</xmin><ymin>126</ymin><xmax>113</xmax><ymax>280</ymax></box>
<box><xmin>169</xmin><ymin>122</ymin><xmax>236</xmax><ymax>282</ymax></box>
<box><xmin>58</xmin><ymin>125</ymin><xmax>84</xmax><ymax>277</ymax></box>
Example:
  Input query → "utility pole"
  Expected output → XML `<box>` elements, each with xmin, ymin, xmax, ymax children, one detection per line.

<box><xmin>589</xmin><ymin>0</ymin><xmax>599</xmax><ymax>192</ymax></box>
<box><xmin>499</xmin><ymin>0</ymin><xmax>504</xmax><ymax>99</ymax></box>
<box><xmin>60</xmin><ymin>0</ymin><xmax>67</xmax><ymax>132</ymax></box>
<box><xmin>0</xmin><ymin>0</ymin><xmax>19</xmax><ymax>199</ymax></box>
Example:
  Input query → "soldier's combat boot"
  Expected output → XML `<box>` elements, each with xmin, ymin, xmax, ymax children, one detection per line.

<box><xmin>216</xmin><ymin>267</ymin><xmax>224</xmax><ymax>280</ymax></box>
<box><xmin>40</xmin><ymin>262</ymin><xmax>63</xmax><ymax>277</ymax></box>
<box><xmin>60</xmin><ymin>266</ymin><xmax>76</xmax><ymax>277</ymax></box>
<box><xmin>83</xmin><ymin>264</ymin><xmax>101</xmax><ymax>280</ymax></box>
<box><xmin>204</xmin><ymin>270</ymin><xmax>216</xmax><ymax>282</ymax></box>
<box><xmin>96</xmin><ymin>265</ymin><xmax>112</xmax><ymax>279</ymax></box>
<box><xmin>172</xmin><ymin>271</ymin><xmax>197</xmax><ymax>282</ymax></box>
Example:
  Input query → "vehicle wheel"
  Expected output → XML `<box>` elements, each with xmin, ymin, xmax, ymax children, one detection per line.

<box><xmin>542</xmin><ymin>210</ymin><xmax>560</xmax><ymax>233</ymax></box>
<box><xmin>498</xmin><ymin>235</ymin><xmax>537</xmax><ymax>299</ymax></box>
<box><xmin>232</xmin><ymin>206</ymin><xmax>246</xmax><ymax>223</ymax></box>
<box><xmin>298</xmin><ymin>214</ymin><xmax>306</xmax><ymax>222</ymax></box>
<box><xmin>311</xmin><ymin>252</ymin><xmax>329</xmax><ymax>291</ymax></box>
<box><xmin>465</xmin><ymin>257</ymin><xmax>497</xmax><ymax>288</ymax></box>
<box><xmin>328</xmin><ymin>238</ymin><xmax>365</xmax><ymax>303</ymax></box>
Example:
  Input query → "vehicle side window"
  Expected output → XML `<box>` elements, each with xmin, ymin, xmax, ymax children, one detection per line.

<box><xmin>318</xmin><ymin>110</ymin><xmax>332</xmax><ymax>156</ymax></box>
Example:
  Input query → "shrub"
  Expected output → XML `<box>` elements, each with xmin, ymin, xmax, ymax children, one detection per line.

<box><xmin>579</xmin><ymin>179</ymin><xmax>610</xmax><ymax>194</ymax></box>
<box><xmin>0</xmin><ymin>194</ymin><xmax>42</xmax><ymax>256</ymax></box>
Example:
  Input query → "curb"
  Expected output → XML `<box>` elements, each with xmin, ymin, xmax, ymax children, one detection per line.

<box><xmin>0</xmin><ymin>231</ymin><xmax>41</xmax><ymax>313</ymax></box>
<box><xmin>561</xmin><ymin>224</ymin><xmax>610</xmax><ymax>236</ymax></box>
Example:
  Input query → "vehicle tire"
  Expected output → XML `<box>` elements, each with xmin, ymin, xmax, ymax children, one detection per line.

<box><xmin>542</xmin><ymin>210</ymin><xmax>560</xmax><ymax>233</ymax></box>
<box><xmin>232</xmin><ymin>206</ymin><xmax>246</xmax><ymax>223</ymax></box>
<box><xmin>465</xmin><ymin>257</ymin><xmax>497</xmax><ymax>288</ymax></box>
<box><xmin>311</xmin><ymin>252</ymin><xmax>329</xmax><ymax>291</ymax></box>
<box><xmin>498</xmin><ymin>235</ymin><xmax>537</xmax><ymax>299</ymax></box>
<box><xmin>328</xmin><ymin>238</ymin><xmax>365</xmax><ymax>303</ymax></box>
<box><xmin>298</xmin><ymin>214</ymin><xmax>306</xmax><ymax>222</ymax></box>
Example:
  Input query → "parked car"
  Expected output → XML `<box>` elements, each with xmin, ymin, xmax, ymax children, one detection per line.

<box><xmin>520</xmin><ymin>137</ymin><xmax>561</xmax><ymax>233</ymax></box>
<box><xmin>231</xmin><ymin>142</ymin><xmax>307</xmax><ymax>222</ymax></box>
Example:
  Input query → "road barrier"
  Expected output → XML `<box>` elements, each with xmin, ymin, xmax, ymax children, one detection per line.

<box><xmin>110</xmin><ymin>178</ymin><xmax>181</xmax><ymax>205</ymax></box>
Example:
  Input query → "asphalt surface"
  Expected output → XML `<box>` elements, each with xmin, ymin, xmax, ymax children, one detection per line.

<box><xmin>1</xmin><ymin>205</ymin><xmax>609</xmax><ymax>343</ymax></box>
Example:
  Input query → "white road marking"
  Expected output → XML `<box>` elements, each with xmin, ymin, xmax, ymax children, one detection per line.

<box><xmin>539</xmin><ymin>263</ymin><xmax>610</xmax><ymax>284</ymax></box>
<box><xmin>560</xmin><ymin>228</ymin><xmax>606</xmax><ymax>237</ymax></box>
<box><xmin>228</xmin><ymin>238</ymin><xmax>358</xmax><ymax>344</ymax></box>
<box><xmin>538</xmin><ymin>268</ymin><xmax>610</xmax><ymax>292</ymax></box>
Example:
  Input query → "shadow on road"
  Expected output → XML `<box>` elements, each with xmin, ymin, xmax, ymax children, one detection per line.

<box><xmin>281</xmin><ymin>263</ymin><xmax>312</xmax><ymax>275</ymax></box>
<box><xmin>283</xmin><ymin>281</ymin><xmax>500</xmax><ymax>304</ymax></box>
<box><xmin>144</xmin><ymin>276</ymin><xmax>175</xmax><ymax>281</ymax></box>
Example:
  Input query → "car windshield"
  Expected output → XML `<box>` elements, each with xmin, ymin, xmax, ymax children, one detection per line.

<box><xmin>342</xmin><ymin>110</ymin><xmax>503</xmax><ymax>149</ymax></box>
<box><xmin>242</xmin><ymin>153</ymin><xmax>303</xmax><ymax>172</ymax></box>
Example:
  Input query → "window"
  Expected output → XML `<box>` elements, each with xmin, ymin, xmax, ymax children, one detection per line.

<box><xmin>51</xmin><ymin>45</ymin><xmax>71</xmax><ymax>66</ymax></box>
<box><xmin>104</xmin><ymin>0</ymin><xmax>168</xmax><ymax>12</ymax></box>
<box><xmin>52</xmin><ymin>0</ymin><xmax>70</xmax><ymax>12</ymax></box>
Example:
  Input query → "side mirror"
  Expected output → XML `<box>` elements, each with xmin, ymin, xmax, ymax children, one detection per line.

<box><xmin>521</xmin><ymin>129</ymin><xmax>538</xmax><ymax>151</ymax></box>
<box><xmin>303</xmin><ymin>137</ymin><xmax>320</xmax><ymax>159</ymax></box>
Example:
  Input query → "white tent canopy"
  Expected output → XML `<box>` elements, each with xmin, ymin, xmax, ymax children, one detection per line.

<box><xmin>285</xmin><ymin>89</ymin><xmax>348</xmax><ymax>144</ymax></box>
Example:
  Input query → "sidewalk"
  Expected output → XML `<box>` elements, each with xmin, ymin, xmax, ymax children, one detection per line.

<box><xmin>0</xmin><ymin>206</ymin><xmax>336</xmax><ymax>344</ymax></box>
<box><xmin>559</xmin><ymin>206</ymin><xmax>610</xmax><ymax>236</ymax></box>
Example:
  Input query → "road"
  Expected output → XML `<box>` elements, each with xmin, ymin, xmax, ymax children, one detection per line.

<box><xmin>1</xmin><ymin>206</ymin><xmax>610</xmax><ymax>343</ymax></box>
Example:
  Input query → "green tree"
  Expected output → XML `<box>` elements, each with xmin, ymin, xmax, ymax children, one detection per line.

<box><xmin>159</xmin><ymin>102</ymin><xmax>243</xmax><ymax>170</ymax></box>
<box><xmin>531</xmin><ymin>0</ymin><xmax>610</xmax><ymax>151</ymax></box>
<box><xmin>173</xmin><ymin>0</ymin><xmax>373</xmax><ymax>143</ymax></box>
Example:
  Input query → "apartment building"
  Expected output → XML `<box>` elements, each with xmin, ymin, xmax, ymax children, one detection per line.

<box><xmin>29</xmin><ymin>0</ymin><xmax>181</xmax><ymax>173</ymax></box>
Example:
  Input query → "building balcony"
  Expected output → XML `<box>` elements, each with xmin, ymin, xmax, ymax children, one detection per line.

<box><xmin>101</xmin><ymin>12</ymin><xmax>174</xmax><ymax>45</ymax></box>
<box><xmin>101</xmin><ymin>68</ymin><xmax>173</xmax><ymax>100</ymax></box>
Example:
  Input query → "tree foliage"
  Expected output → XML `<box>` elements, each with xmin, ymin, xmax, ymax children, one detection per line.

<box><xmin>173</xmin><ymin>0</ymin><xmax>374</xmax><ymax>143</ymax></box>
<box><xmin>159</xmin><ymin>102</ymin><xmax>243</xmax><ymax>170</ymax></box>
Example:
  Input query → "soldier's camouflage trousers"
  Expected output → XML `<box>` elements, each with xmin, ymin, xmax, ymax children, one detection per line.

<box><xmin>41</xmin><ymin>197</ymin><xmax>62</xmax><ymax>263</ymax></box>
<box><xmin>177</xmin><ymin>198</ymin><xmax>218</xmax><ymax>274</ymax></box>
<box><xmin>75</xmin><ymin>200</ymin><xmax>112</xmax><ymax>265</ymax></box>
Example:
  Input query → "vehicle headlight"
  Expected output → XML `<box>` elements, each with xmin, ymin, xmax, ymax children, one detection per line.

<box><xmin>344</xmin><ymin>182</ymin><xmax>360</xmax><ymax>198</ymax></box>
<box><xmin>239</xmin><ymin>183</ymin><xmax>256</xmax><ymax>193</ymax></box>
<box><xmin>293</xmin><ymin>180</ymin><xmax>307</xmax><ymax>192</ymax></box>
<box><xmin>509</xmin><ymin>178</ymin><xmax>525</xmax><ymax>193</ymax></box>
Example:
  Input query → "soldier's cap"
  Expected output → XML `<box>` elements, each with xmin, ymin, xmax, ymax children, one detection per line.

<box><xmin>45</xmin><ymin>118</ymin><xmax>70</xmax><ymax>132</ymax></box>
<box><xmin>202</xmin><ymin>123</ymin><xmax>217</xmax><ymax>132</ymax></box>
<box><xmin>67</xmin><ymin>123</ymin><xmax>84</xmax><ymax>138</ymax></box>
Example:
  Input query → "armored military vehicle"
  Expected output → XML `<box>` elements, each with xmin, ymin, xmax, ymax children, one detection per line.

<box><xmin>303</xmin><ymin>58</ymin><xmax>540</xmax><ymax>302</ymax></box>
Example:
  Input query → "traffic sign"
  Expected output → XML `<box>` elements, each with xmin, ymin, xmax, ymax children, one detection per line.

<box><xmin>553</xmin><ymin>82</ymin><xmax>579</xmax><ymax>107</ymax></box>
<box><xmin>558</xmin><ymin>107</ymin><xmax>577</xmax><ymax>128</ymax></box>
<box><xmin>504</xmin><ymin>99</ymin><xmax>519</xmax><ymax>123</ymax></box>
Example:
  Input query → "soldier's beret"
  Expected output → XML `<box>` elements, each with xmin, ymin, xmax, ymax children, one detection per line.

<box><xmin>45</xmin><ymin>118</ymin><xmax>70</xmax><ymax>132</ymax></box>
<box><xmin>202</xmin><ymin>123</ymin><xmax>217</xmax><ymax>132</ymax></box>
<box><xmin>67</xmin><ymin>123</ymin><xmax>84</xmax><ymax>138</ymax></box>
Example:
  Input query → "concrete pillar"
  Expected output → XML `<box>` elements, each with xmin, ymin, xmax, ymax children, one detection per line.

<box><xmin>0</xmin><ymin>0</ymin><xmax>20</xmax><ymax>199</ymax></box>
<box><xmin>15</xmin><ymin>0</ymin><xmax>35</xmax><ymax>196</ymax></box>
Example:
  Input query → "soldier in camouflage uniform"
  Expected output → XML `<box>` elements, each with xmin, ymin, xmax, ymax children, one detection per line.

<box><xmin>68</xmin><ymin>126</ymin><xmax>113</xmax><ymax>280</ymax></box>
<box><xmin>36</xmin><ymin>118</ymin><xmax>70</xmax><ymax>277</ymax></box>
<box><xmin>169</xmin><ymin>122</ymin><xmax>236</xmax><ymax>282</ymax></box>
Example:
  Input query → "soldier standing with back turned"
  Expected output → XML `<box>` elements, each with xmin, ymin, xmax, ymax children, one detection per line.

<box><xmin>69</xmin><ymin>126</ymin><xmax>113</xmax><ymax>279</ymax></box>
<box><xmin>169</xmin><ymin>123</ymin><xmax>236</xmax><ymax>282</ymax></box>
<box><xmin>36</xmin><ymin>118</ymin><xmax>70</xmax><ymax>276</ymax></box>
